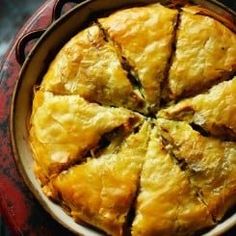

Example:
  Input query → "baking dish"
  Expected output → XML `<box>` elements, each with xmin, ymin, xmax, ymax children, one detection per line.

<box><xmin>10</xmin><ymin>0</ymin><xmax>236</xmax><ymax>235</ymax></box>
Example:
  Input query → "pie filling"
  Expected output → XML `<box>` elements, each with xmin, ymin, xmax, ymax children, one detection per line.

<box><xmin>29</xmin><ymin>1</ymin><xmax>236</xmax><ymax>235</ymax></box>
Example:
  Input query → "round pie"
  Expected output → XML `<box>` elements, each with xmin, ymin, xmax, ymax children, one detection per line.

<box><xmin>29</xmin><ymin>2</ymin><xmax>236</xmax><ymax>236</ymax></box>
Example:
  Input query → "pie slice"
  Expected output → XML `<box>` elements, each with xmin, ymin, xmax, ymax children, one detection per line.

<box><xmin>164</xmin><ymin>6</ymin><xmax>236</xmax><ymax>100</ymax></box>
<box><xmin>158</xmin><ymin>77</ymin><xmax>236</xmax><ymax>139</ymax></box>
<box><xmin>157</xmin><ymin>118</ymin><xmax>236</xmax><ymax>221</ymax></box>
<box><xmin>132</xmin><ymin>126</ymin><xmax>213</xmax><ymax>236</ymax></box>
<box><xmin>99</xmin><ymin>4</ymin><xmax>178</xmax><ymax>111</ymax></box>
<box><xmin>44</xmin><ymin>122</ymin><xmax>151</xmax><ymax>236</ymax></box>
<box><xmin>41</xmin><ymin>25</ymin><xmax>145</xmax><ymax>113</ymax></box>
<box><xmin>29</xmin><ymin>91</ymin><xmax>142</xmax><ymax>184</ymax></box>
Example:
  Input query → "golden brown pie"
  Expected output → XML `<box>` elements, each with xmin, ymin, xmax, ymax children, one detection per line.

<box><xmin>29</xmin><ymin>1</ymin><xmax>236</xmax><ymax>235</ymax></box>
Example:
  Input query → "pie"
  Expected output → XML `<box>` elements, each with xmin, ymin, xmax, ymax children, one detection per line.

<box><xmin>29</xmin><ymin>1</ymin><xmax>236</xmax><ymax>235</ymax></box>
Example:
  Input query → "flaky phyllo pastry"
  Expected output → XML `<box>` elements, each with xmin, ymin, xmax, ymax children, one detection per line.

<box><xmin>44</xmin><ymin>122</ymin><xmax>151</xmax><ymax>236</ymax></box>
<box><xmin>41</xmin><ymin>25</ymin><xmax>146</xmax><ymax>113</ymax></box>
<box><xmin>159</xmin><ymin>77</ymin><xmax>236</xmax><ymax>139</ymax></box>
<box><xmin>30</xmin><ymin>91</ymin><xmax>142</xmax><ymax>184</ymax></box>
<box><xmin>99</xmin><ymin>4</ymin><xmax>178</xmax><ymax>111</ymax></box>
<box><xmin>29</xmin><ymin>1</ymin><xmax>236</xmax><ymax>235</ymax></box>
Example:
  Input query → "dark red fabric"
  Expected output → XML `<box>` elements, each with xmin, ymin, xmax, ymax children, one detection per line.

<box><xmin>0</xmin><ymin>1</ymin><xmax>73</xmax><ymax>235</ymax></box>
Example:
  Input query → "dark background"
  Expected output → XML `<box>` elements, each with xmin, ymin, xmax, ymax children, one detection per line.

<box><xmin>1</xmin><ymin>0</ymin><xmax>236</xmax><ymax>60</ymax></box>
<box><xmin>0</xmin><ymin>0</ymin><xmax>236</xmax><ymax>235</ymax></box>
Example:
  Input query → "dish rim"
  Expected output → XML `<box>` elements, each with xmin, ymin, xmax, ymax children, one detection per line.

<box><xmin>10</xmin><ymin>0</ymin><xmax>236</xmax><ymax>235</ymax></box>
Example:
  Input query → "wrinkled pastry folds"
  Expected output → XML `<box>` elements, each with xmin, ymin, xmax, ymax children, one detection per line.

<box><xmin>164</xmin><ymin>7</ymin><xmax>236</xmax><ymax>100</ymax></box>
<box><xmin>159</xmin><ymin>77</ymin><xmax>236</xmax><ymax>139</ymax></box>
<box><xmin>132</xmin><ymin>126</ymin><xmax>213</xmax><ymax>236</ymax></box>
<box><xmin>44</xmin><ymin>122</ymin><xmax>151</xmax><ymax>236</ymax></box>
<box><xmin>41</xmin><ymin>25</ymin><xmax>145</xmax><ymax>112</ymax></box>
<box><xmin>99</xmin><ymin>4</ymin><xmax>178</xmax><ymax>110</ymax></box>
<box><xmin>157</xmin><ymin>119</ymin><xmax>236</xmax><ymax>221</ymax></box>
<box><xmin>30</xmin><ymin>91</ymin><xmax>141</xmax><ymax>183</ymax></box>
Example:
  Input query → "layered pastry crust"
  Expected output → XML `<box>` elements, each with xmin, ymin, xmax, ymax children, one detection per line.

<box><xmin>29</xmin><ymin>2</ymin><xmax>236</xmax><ymax>236</ymax></box>
<box><xmin>159</xmin><ymin>77</ymin><xmax>236</xmax><ymax>140</ymax></box>
<box><xmin>157</xmin><ymin>119</ymin><xmax>236</xmax><ymax>221</ymax></box>
<box><xmin>99</xmin><ymin>4</ymin><xmax>178</xmax><ymax>110</ymax></box>
<box><xmin>164</xmin><ymin>6</ymin><xmax>236</xmax><ymax>100</ymax></box>
<box><xmin>41</xmin><ymin>25</ymin><xmax>145</xmax><ymax>113</ymax></box>
<box><xmin>29</xmin><ymin>91</ymin><xmax>141</xmax><ymax>183</ymax></box>
<box><xmin>132</xmin><ymin>126</ymin><xmax>213</xmax><ymax>236</ymax></box>
<box><xmin>44</xmin><ymin>122</ymin><xmax>151</xmax><ymax>236</ymax></box>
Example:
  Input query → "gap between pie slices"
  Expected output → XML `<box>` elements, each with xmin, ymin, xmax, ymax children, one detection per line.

<box><xmin>158</xmin><ymin>77</ymin><xmax>236</xmax><ymax>140</ymax></box>
<box><xmin>41</xmin><ymin>24</ymin><xmax>147</xmax><ymax>114</ymax></box>
<box><xmin>157</xmin><ymin>118</ymin><xmax>236</xmax><ymax>222</ymax></box>
<box><xmin>132</xmin><ymin>126</ymin><xmax>214</xmax><ymax>236</ymax></box>
<box><xmin>28</xmin><ymin>1</ymin><xmax>236</xmax><ymax>236</ymax></box>
<box><xmin>43</xmin><ymin>122</ymin><xmax>151</xmax><ymax>236</ymax></box>
<box><xmin>29</xmin><ymin>90</ymin><xmax>143</xmax><ymax>184</ymax></box>
<box><xmin>162</xmin><ymin>6</ymin><xmax>236</xmax><ymax>101</ymax></box>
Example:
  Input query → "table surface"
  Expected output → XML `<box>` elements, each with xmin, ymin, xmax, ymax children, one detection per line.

<box><xmin>0</xmin><ymin>0</ymin><xmax>43</xmax><ymax>59</ymax></box>
<box><xmin>0</xmin><ymin>0</ymin><xmax>236</xmax><ymax>235</ymax></box>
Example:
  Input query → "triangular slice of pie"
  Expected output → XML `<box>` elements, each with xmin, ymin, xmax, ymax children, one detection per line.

<box><xmin>29</xmin><ymin>91</ymin><xmax>142</xmax><ymax>184</ymax></box>
<box><xmin>44</xmin><ymin>122</ymin><xmax>151</xmax><ymax>236</ymax></box>
<box><xmin>41</xmin><ymin>25</ymin><xmax>145</xmax><ymax>113</ymax></box>
<box><xmin>159</xmin><ymin>77</ymin><xmax>236</xmax><ymax>139</ymax></box>
<box><xmin>99</xmin><ymin>4</ymin><xmax>178</xmax><ymax>111</ymax></box>
<box><xmin>157</xmin><ymin>118</ymin><xmax>236</xmax><ymax>221</ymax></box>
<box><xmin>164</xmin><ymin>7</ymin><xmax>236</xmax><ymax>100</ymax></box>
<box><xmin>132</xmin><ymin>126</ymin><xmax>213</xmax><ymax>236</ymax></box>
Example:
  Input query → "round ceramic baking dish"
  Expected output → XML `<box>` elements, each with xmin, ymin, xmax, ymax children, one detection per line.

<box><xmin>10</xmin><ymin>0</ymin><xmax>236</xmax><ymax>235</ymax></box>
